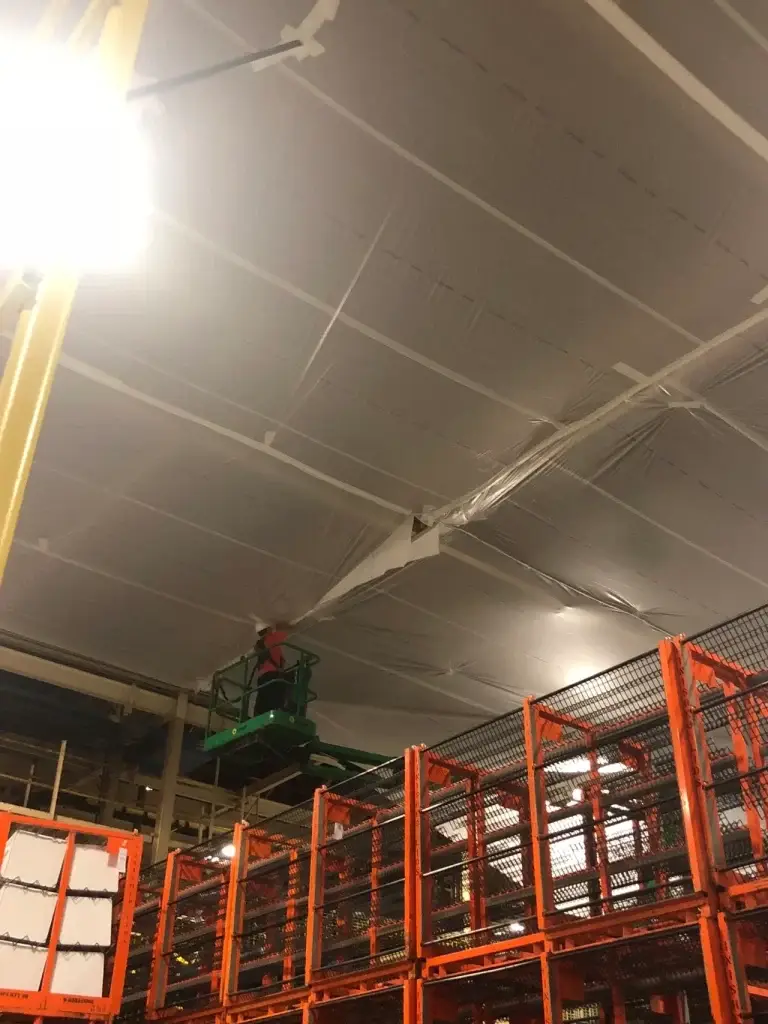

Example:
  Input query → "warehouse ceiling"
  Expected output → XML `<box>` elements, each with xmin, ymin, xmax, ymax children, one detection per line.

<box><xmin>3</xmin><ymin>0</ymin><xmax>768</xmax><ymax>755</ymax></box>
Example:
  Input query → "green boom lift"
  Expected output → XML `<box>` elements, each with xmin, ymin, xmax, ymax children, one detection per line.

<box><xmin>203</xmin><ymin>640</ymin><xmax>388</xmax><ymax>785</ymax></box>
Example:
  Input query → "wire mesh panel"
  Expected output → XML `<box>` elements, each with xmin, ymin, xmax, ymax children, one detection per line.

<box><xmin>724</xmin><ymin>904</ymin><xmax>768</xmax><ymax>1024</ymax></box>
<box><xmin>696</xmin><ymin>684</ymin><xmax>768</xmax><ymax>875</ymax></box>
<box><xmin>312</xmin><ymin>986</ymin><xmax>406</xmax><ymax>1024</ymax></box>
<box><xmin>679</xmin><ymin>606</ymin><xmax>768</xmax><ymax>879</ymax></box>
<box><xmin>532</xmin><ymin>650</ymin><xmax>665</xmax><ymax>757</ymax></box>
<box><xmin>552</xmin><ymin>926</ymin><xmax>712</xmax><ymax>1023</ymax></box>
<box><xmin>537</xmin><ymin>717</ymin><xmax>691</xmax><ymax>920</ymax></box>
<box><xmin>118</xmin><ymin>858</ymin><xmax>167</xmax><ymax>1019</ymax></box>
<box><xmin>528</xmin><ymin>650</ymin><xmax>692</xmax><ymax>924</ymax></box>
<box><xmin>310</xmin><ymin>758</ymin><xmax>411</xmax><ymax>981</ymax></box>
<box><xmin>687</xmin><ymin>605</ymin><xmax>768</xmax><ymax>673</ymax></box>
<box><xmin>233</xmin><ymin>803</ymin><xmax>314</xmax><ymax>998</ymax></box>
<box><xmin>420</xmin><ymin>712</ymin><xmax>537</xmax><ymax>956</ymax></box>
<box><xmin>154</xmin><ymin>833</ymin><xmax>234</xmax><ymax>1017</ymax></box>
<box><xmin>422</xmin><ymin>959</ymin><xmax>543</xmax><ymax>1023</ymax></box>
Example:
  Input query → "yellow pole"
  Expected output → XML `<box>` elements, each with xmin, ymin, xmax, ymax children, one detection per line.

<box><xmin>0</xmin><ymin>0</ymin><xmax>150</xmax><ymax>585</ymax></box>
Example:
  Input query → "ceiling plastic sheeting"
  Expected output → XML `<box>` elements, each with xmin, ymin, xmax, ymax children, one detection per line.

<box><xmin>3</xmin><ymin>0</ymin><xmax>768</xmax><ymax>751</ymax></box>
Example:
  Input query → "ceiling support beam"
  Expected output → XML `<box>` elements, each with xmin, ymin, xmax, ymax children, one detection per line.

<box><xmin>582</xmin><ymin>0</ymin><xmax>768</xmax><ymax>167</ymax></box>
<box><xmin>0</xmin><ymin>644</ymin><xmax>211</xmax><ymax>727</ymax></box>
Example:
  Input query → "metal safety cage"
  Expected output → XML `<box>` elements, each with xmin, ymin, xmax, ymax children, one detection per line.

<box><xmin>670</xmin><ymin>606</ymin><xmax>768</xmax><ymax>881</ymax></box>
<box><xmin>417</xmin><ymin>710</ymin><xmax>542</xmax><ymax>969</ymax></box>
<box><xmin>119</xmin><ymin>859</ymin><xmax>170</xmax><ymax>1023</ymax></box>
<box><xmin>305</xmin><ymin>752</ymin><xmax>416</xmax><ymax>987</ymax></box>
<box><xmin>144</xmin><ymin>830</ymin><xmax>239</xmax><ymax>1019</ymax></box>
<box><xmin>420</xmin><ymin>958</ymin><xmax>543</xmax><ymax>1023</ymax></box>
<box><xmin>719</xmin><ymin>902</ymin><xmax>768</xmax><ymax>1023</ymax></box>
<box><xmin>312</xmin><ymin>976</ymin><xmax>418</xmax><ymax>1024</ymax></box>
<box><xmin>548</xmin><ymin>925</ymin><xmax>713</xmax><ymax>1023</ymax></box>
<box><xmin>0</xmin><ymin>812</ymin><xmax>143</xmax><ymax>1022</ymax></box>
<box><xmin>228</xmin><ymin>803</ymin><xmax>315</xmax><ymax>1001</ymax></box>
<box><xmin>525</xmin><ymin>650</ymin><xmax>694</xmax><ymax>934</ymax></box>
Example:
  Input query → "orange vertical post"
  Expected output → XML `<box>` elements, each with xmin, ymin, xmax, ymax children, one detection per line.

<box><xmin>106</xmin><ymin>833</ymin><xmax>144</xmax><ymax>1014</ymax></box>
<box><xmin>541</xmin><ymin>950</ymin><xmax>562</xmax><ymax>1024</ymax></box>
<box><xmin>219</xmin><ymin>823</ymin><xmax>245</xmax><ymax>1004</ymax></box>
<box><xmin>415</xmin><ymin>747</ymin><xmax>432</xmax><ymax>959</ymax></box>
<box><xmin>148</xmin><ymin>850</ymin><xmax>179</xmax><ymax>1013</ymax></box>
<box><xmin>39</xmin><ymin>833</ymin><xmax>76</xmax><ymax>998</ymax></box>
<box><xmin>404</xmin><ymin>973</ymin><xmax>418</xmax><ymax>1024</ymax></box>
<box><xmin>369</xmin><ymin>813</ymin><xmax>382</xmax><ymax>959</ymax></box>
<box><xmin>404</xmin><ymin>746</ymin><xmax>418</xmax><ymax>961</ymax></box>
<box><xmin>660</xmin><ymin>638</ymin><xmax>739</xmax><ymax>1024</ymax></box>
<box><xmin>718</xmin><ymin>910</ymin><xmax>754</xmax><ymax>1023</ymax></box>
<box><xmin>523</xmin><ymin>698</ymin><xmax>554</xmax><ymax>931</ymax></box>
<box><xmin>305</xmin><ymin>785</ymin><xmax>327</xmax><ymax>984</ymax></box>
<box><xmin>211</xmin><ymin>853</ymin><xmax>233</xmax><ymax>995</ymax></box>
<box><xmin>588</xmin><ymin>747</ymin><xmax>612</xmax><ymax>913</ymax></box>
<box><xmin>660</xmin><ymin>639</ymin><xmax>720</xmax><ymax>895</ymax></box>
<box><xmin>283</xmin><ymin>847</ymin><xmax>300</xmax><ymax>989</ymax></box>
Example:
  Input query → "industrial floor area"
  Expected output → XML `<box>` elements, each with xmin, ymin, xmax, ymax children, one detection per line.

<box><xmin>4</xmin><ymin>1</ymin><xmax>768</xmax><ymax>1023</ymax></box>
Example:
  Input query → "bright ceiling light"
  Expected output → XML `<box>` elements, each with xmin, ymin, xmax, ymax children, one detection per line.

<box><xmin>598</xmin><ymin>762</ymin><xmax>630</xmax><ymax>775</ymax></box>
<box><xmin>220</xmin><ymin>843</ymin><xmax>236</xmax><ymax>859</ymax></box>
<box><xmin>0</xmin><ymin>37</ymin><xmax>150</xmax><ymax>271</ymax></box>
<box><xmin>545</xmin><ymin>757</ymin><xmax>591</xmax><ymax>775</ymax></box>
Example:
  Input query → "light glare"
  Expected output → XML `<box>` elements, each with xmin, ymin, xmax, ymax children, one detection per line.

<box><xmin>0</xmin><ymin>37</ymin><xmax>150</xmax><ymax>271</ymax></box>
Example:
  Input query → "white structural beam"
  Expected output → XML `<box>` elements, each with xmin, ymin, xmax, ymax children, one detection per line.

<box><xmin>0</xmin><ymin>644</ymin><xmax>210</xmax><ymax>727</ymax></box>
<box><xmin>582</xmin><ymin>0</ymin><xmax>768</xmax><ymax>167</ymax></box>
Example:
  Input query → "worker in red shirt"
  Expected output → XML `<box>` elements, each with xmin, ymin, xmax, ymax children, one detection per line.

<box><xmin>253</xmin><ymin>625</ymin><xmax>291</xmax><ymax>715</ymax></box>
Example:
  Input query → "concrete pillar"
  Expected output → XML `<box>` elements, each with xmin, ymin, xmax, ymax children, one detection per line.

<box><xmin>151</xmin><ymin>692</ymin><xmax>188</xmax><ymax>863</ymax></box>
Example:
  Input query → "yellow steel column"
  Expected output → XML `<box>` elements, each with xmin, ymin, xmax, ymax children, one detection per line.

<box><xmin>0</xmin><ymin>0</ymin><xmax>150</xmax><ymax>585</ymax></box>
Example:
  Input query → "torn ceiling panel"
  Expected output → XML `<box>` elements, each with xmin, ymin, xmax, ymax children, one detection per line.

<box><xmin>1</xmin><ymin>0</ymin><xmax>768</xmax><ymax>753</ymax></box>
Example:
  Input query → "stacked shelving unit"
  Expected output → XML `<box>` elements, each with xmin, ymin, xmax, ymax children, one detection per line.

<box><xmin>120</xmin><ymin>603</ymin><xmax>768</xmax><ymax>1024</ymax></box>
<box><xmin>0</xmin><ymin>813</ymin><xmax>142</xmax><ymax>1022</ymax></box>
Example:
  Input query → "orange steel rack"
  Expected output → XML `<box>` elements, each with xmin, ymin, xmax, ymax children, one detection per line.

<box><xmin>0</xmin><ymin>811</ymin><xmax>143</xmax><ymax>1023</ymax></box>
<box><xmin>120</xmin><ymin>604</ymin><xmax>768</xmax><ymax>1024</ymax></box>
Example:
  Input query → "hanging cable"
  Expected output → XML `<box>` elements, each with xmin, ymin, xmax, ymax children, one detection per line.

<box><xmin>126</xmin><ymin>38</ymin><xmax>303</xmax><ymax>101</ymax></box>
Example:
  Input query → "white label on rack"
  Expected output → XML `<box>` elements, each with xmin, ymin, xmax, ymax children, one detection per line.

<box><xmin>117</xmin><ymin>847</ymin><xmax>127</xmax><ymax>873</ymax></box>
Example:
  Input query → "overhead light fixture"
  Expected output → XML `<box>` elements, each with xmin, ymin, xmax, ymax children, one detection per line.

<box><xmin>0</xmin><ymin>37</ymin><xmax>150</xmax><ymax>271</ymax></box>
<box><xmin>220</xmin><ymin>843</ymin><xmax>236</xmax><ymax>859</ymax></box>
<box><xmin>546</xmin><ymin>757</ymin><xmax>630</xmax><ymax>777</ymax></box>
<box><xmin>545</xmin><ymin>757</ymin><xmax>591</xmax><ymax>775</ymax></box>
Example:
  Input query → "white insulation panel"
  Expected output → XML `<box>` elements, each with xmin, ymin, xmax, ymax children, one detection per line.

<box><xmin>51</xmin><ymin>949</ymin><xmax>105</xmax><ymax>997</ymax></box>
<box><xmin>1</xmin><ymin>830</ymin><xmax>66</xmax><ymax>887</ymax></box>
<box><xmin>68</xmin><ymin>845</ymin><xmax>120</xmax><ymax>893</ymax></box>
<box><xmin>0</xmin><ymin>940</ymin><xmax>47</xmax><ymax>991</ymax></box>
<box><xmin>0</xmin><ymin>883</ymin><xmax>56</xmax><ymax>943</ymax></box>
<box><xmin>59</xmin><ymin>895</ymin><xmax>113</xmax><ymax>947</ymax></box>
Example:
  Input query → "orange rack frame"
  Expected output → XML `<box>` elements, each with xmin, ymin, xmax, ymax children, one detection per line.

<box><xmin>120</xmin><ymin>603</ymin><xmax>768</xmax><ymax>1024</ymax></box>
<box><xmin>0</xmin><ymin>811</ymin><xmax>143</xmax><ymax>1022</ymax></box>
